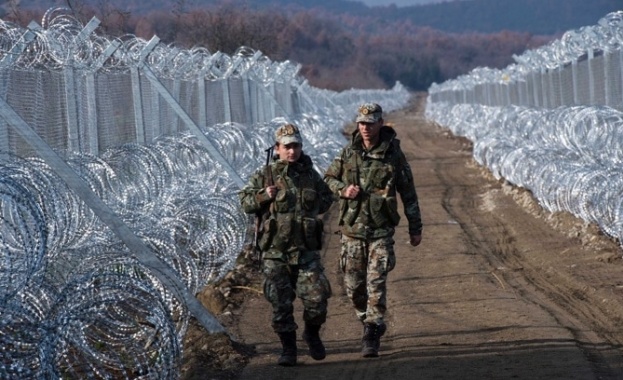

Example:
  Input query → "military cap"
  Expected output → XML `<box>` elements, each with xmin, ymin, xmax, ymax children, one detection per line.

<box><xmin>275</xmin><ymin>123</ymin><xmax>303</xmax><ymax>145</ymax></box>
<box><xmin>355</xmin><ymin>103</ymin><xmax>383</xmax><ymax>123</ymax></box>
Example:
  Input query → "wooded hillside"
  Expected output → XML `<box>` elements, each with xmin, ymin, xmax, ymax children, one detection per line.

<box><xmin>5</xmin><ymin>0</ymin><xmax>611</xmax><ymax>91</ymax></box>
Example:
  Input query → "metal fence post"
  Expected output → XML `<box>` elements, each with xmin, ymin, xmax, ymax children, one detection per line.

<box><xmin>620</xmin><ymin>50</ymin><xmax>623</xmax><ymax>109</ymax></box>
<box><xmin>63</xmin><ymin>65</ymin><xmax>82</xmax><ymax>151</ymax></box>
<box><xmin>557</xmin><ymin>66</ymin><xmax>564</xmax><ymax>107</ymax></box>
<box><xmin>588</xmin><ymin>49</ymin><xmax>595</xmax><ymax>105</ymax></box>
<box><xmin>221</xmin><ymin>80</ymin><xmax>232</xmax><ymax>123</ymax></box>
<box><xmin>539</xmin><ymin>69</ymin><xmax>547</xmax><ymax>108</ymax></box>
<box><xmin>572</xmin><ymin>59</ymin><xmax>579</xmax><ymax>105</ymax></box>
<box><xmin>64</xmin><ymin>17</ymin><xmax>101</xmax><ymax>152</ymax></box>
<box><xmin>197</xmin><ymin>77</ymin><xmax>207</xmax><ymax>129</ymax></box>
<box><xmin>130</xmin><ymin>67</ymin><xmax>146</xmax><ymax>144</ymax></box>
<box><xmin>604</xmin><ymin>51</ymin><xmax>611</xmax><ymax>107</ymax></box>
<box><xmin>242</xmin><ymin>75</ymin><xmax>254</xmax><ymax>124</ymax></box>
<box><xmin>171</xmin><ymin>79</ymin><xmax>182</xmax><ymax>133</ymax></box>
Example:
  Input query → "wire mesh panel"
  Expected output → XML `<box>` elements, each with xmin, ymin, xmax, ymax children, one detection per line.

<box><xmin>274</xmin><ymin>81</ymin><xmax>295</xmax><ymax>115</ymax></box>
<box><xmin>6</xmin><ymin>70</ymin><xmax>68</xmax><ymax>155</ymax></box>
<box><xmin>559</xmin><ymin>63</ymin><xmax>575</xmax><ymax>105</ymax></box>
<box><xmin>605</xmin><ymin>51</ymin><xmax>623</xmax><ymax>109</ymax></box>
<box><xmin>228</xmin><ymin>78</ymin><xmax>248</xmax><ymax>124</ymax></box>
<box><xmin>575</xmin><ymin>58</ymin><xmax>592</xmax><ymax>106</ymax></box>
<box><xmin>180</xmin><ymin>79</ymin><xmax>200</xmax><ymax>132</ymax></box>
<box><xmin>94</xmin><ymin>72</ymin><xmax>137</xmax><ymax>151</ymax></box>
<box><xmin>592</xmin><ymin>53</ymin><xmax>607</xmax><ymax>106</ymax></box>
<box><xmin>205</xmin><ymin>80</ymin><xmax>227</xmax><ymax>126</ymax></box>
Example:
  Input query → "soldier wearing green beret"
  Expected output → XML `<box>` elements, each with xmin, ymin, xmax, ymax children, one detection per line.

<box><xmin>324</xmin><ymin>103</ymin><xmax>423</xmax><ymax>358</ymax></box>
<box><xmin>238</xmin><ymin>123</ymin><xmax>334</xmax><ymax>367</ymax></box>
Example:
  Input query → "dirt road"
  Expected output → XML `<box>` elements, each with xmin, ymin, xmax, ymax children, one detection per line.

<box><xmin>187</xmin><ymin>94</ymin><xmax>623</xmax><ymax>379</ymax></box>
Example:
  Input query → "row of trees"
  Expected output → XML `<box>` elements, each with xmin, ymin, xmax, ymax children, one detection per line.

<box><xmin>4</xmin><ymin>1</ymin><xmax>553</xmax><ymax>91</ymax></box>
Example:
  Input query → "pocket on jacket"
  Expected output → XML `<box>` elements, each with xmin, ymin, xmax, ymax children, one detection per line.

<box><xmin>258</xmin><ymin>217</ymin><xmax>276</xmax><ymax>251</ymax></box>
<box><xmin>341</xmin><ymin>199</ymin><xmax>360</xmax><ymax>226</ymax></box>
<box><xmin>301</xmin><ymin>188</ymin><xmax>317</xmax><ymax>211</ymax></box>
<box><xmin>302</xmin><ymin>217</ymin><xmax>323</xmax><ymax>251</ymax></box>
<box><xmin>273</xmin><ymin>214</ymin><xmax>293</xmax><ymax>251</ymax></box>
<box><xmin>369</xmin><ymin>194</ymin><xmax>400</xmax><ymax>227</ymax></box>
<box><xmin>274</xmin><ymin>189</ymin><xmax>293</xmax><ymax>213</ymax></box>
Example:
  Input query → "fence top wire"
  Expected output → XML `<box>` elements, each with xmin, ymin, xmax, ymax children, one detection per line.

<box><xmin>0</xmin><ymin>6</ymin><xmax>304</xmax><ymax>86</ymax></box>
<box><xmin>429</xmin><ymin>10</ymin><xmax>623</xmax><ymax>95</ymax></box>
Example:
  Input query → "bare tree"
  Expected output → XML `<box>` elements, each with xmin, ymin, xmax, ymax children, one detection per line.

<box><xmin>65</xmin><ymin>0</ymin><xmax>90</xmax><ymax>24</ymax></box>
<box><xmin>94</xmin><ymin>0</ymin><xmax>131</xmax><ymax>36</ymax></box>
<box><xmin>6</xmin><ymin>0</ymin><xmax>22</xmax><ymax>23</ymax></box>
<box><xmin>177</xmin><ymin>4</ymin><xmax>288</xmax><ymax>56</ymax></box>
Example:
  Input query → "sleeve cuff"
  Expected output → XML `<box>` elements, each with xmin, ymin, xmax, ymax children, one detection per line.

<box><xmin>255</xmin><ymin>189</ymin><xmax>272</xmax><ymax>204</ymax></box>
<box><xmin>409</xmin><ymin>228</ymin><xmax>422</xmax><ymax>236</ymax></box>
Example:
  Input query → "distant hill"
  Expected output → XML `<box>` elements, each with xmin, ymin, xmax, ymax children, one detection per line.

<box><xmin>370</xmin><ymin>0</ymin><xmax>622</xmax><ymax>35</ymax></box>
<box><xmin>5</xmin><ymin>0</ymin><xmax>622</xmax><ymax>36</ymax></box>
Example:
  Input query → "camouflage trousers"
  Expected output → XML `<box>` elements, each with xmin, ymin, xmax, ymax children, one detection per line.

<box><xmin>339</xmin><ymin>235</ymin><xmax>396</xmax><ymax>325</ymax></box>
<box><xmin>262</xmin><ymin>256</ymin><xmax>332</xmax><ymax>333</ymax></box>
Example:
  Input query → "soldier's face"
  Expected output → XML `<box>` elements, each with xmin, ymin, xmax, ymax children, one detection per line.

<box><xmin>358</xmin><ymin>119</ymin><xmax>383</xmax><ymax>145</ymax></box>
<box><xmin>276</xmin><ymin>142</ymin><xmax>302</xmax><ymax>163</ymax></box>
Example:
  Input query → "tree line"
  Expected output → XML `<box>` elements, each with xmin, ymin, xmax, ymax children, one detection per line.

<box><xmin>372</xmin><ymin>0</ymin><xmax>621</xmax><ymax>36</ymax></box>
<box><xmin>4</xmin><ymin>1</ymin><xmax>553</xmax><ymax>91</ymax></box>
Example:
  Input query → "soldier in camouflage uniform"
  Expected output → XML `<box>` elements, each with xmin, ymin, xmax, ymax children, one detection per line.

<box><xmin>324</xmin><ymin>103</ymin><xmax>423</xmax><ymax>358</ymax></box>
<box><xmin>238</xmin><ymin>123</ymin><xmax>334</xmax><ymax>367</ymax></box>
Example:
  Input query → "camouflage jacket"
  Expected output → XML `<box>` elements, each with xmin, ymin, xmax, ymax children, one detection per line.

<box><xmin>324</xmin><ymin>126</ymin><xmax>422</xmax><ymax>239</ymax></box>
<box><xmin>238</xmin><ymin>153</ymin><xmax>334</xmax><ymax>263</ymax></box>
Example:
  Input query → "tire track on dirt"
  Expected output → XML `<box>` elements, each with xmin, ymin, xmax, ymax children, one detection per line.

<box><xmin>437</xmin><ymin>159</ymin><xmax>623</xmax><ymax>379</ymax></box>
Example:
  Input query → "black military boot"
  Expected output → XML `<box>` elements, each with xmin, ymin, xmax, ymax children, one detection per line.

<box><xmin>362</xmin><ymin>323</ymin><xmax>386</xmax><ymax>358</ymax></box>
<box><xmin>277</xmin><ymin>331</ymin><xmax>298</xmax><ymax>366</ymax></box>
<box><xmin>302</xmin><ymin>323</ymin><xmax>326</xmax><ymax>360</ymax></box>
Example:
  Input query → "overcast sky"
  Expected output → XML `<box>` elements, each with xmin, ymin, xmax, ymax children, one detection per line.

<box><xmin>357</xmin><ymin>0</ymin><xmax>464</xmax><ymax>7</ymax></box>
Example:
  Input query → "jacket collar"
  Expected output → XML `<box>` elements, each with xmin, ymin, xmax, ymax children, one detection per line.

<box><xmin>272</xmin><ymin>152</ymin><xmax>313</xmax><ymax>172</ymax></box>
<box><xmin>351</xmin><ymin>126</ymin><xmax>396</xmax><ymax>157</ymax></box>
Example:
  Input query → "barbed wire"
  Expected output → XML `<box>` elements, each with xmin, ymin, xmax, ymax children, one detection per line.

<box><xmin>0</xmin><ymin>5</ymin><xmax>411</xmax><ymax>378</ymax></box>
<box><xmin>427</xmin><ymin>11</ymin><xmax>623</xmax><ymax>248</ymax></box>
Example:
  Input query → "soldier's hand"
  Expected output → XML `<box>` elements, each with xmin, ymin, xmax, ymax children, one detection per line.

<box><xmin>265</xmin><ymin>185</ymin><xmax>278</xmax><ymax>199</ymax></box>
<box><xmin>341</xmin><ymin>184</ymin><xmax>360</xmax><ymax>199</ymax></box>
<box><xmin>410</xmin><ymin>234</ymin><xmax>422</xmax><ymax>247</ymax></box>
